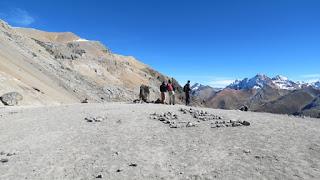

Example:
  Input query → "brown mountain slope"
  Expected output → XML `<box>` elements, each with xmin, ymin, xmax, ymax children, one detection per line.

<box><xmin>15</xmin><ymin>28</ymin><xmax>80</xmax><ymax>43</ymax></box>
<box><xmin>0</xmin><ymin>19</ymin><xmax>179</xmax><ymax>105</ymax></box>
<box><xmin>205</xmin><ymin>88</ymin><xmax>255</xmax><ymax>109</ymax></box>
<box><xmin>253</xmin><ymin>89</ymin><xmax>317</xmax><ymax>115</ymax></box>
<box><xmin>302</xmin><ymin>95</ymin><xmax>320</xmax><ymax>118</ymax></box>
<box><xmin>248</xmin><ymin>85</ymin><xmax>290</xmax><ymax>110</ymax></box>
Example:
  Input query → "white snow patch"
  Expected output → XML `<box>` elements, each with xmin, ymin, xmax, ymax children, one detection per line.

<box><xmin>191</xmin><ymin>83</ymin><xmax>201</xmax><ymax>91</ymax></box>
<box><xmin>274</xmin><ymin>75</ymin><xmax>288</xmax><ymax>81</ymax></box>
<box><xmin>253</xmin><ymin>85</ymin><xmax>261</xmax><ymax>89</ymax></box>
<box><xmin>272</xmin><ymin>75</ymin><xmax>297</xmax><ymax>90</ymax></box>
<box><xmin>273</xmin><ymin>82</ymin><xmax>295</xmax><ymax>90</ymax></box>
<box><xmin>75</xmin><ymin>38</ymin><xmax>89</xmax><ymax>42</ymax></box>
<box><xmin>312</xmin><ymin>81</ymin><xmax>320</xmax><ymax>89</ymax></box>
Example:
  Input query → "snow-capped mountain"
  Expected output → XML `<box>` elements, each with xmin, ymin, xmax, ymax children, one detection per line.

<box><xmin>190</xmin><ymin>76</ymin><xmax>320</xmax><ymax>119</ymax></box>
<box><xmin>191</xmin><ymin>83</ymin><xmax>222</xmax><ymax>93</ymax></box>
<box><xmin>189</xmin><ymin>76</ymin><xmax>320</xmax><ymax>119</ymax></box>
<box><xmin>191</xmin><ymin>83</ymin><xmax>214</xmax><ymax>96</ymax></box>
<box><xmin>227</xmin><ymin>74</ymin><xmax>301</xmax><ymax>90</ymax></box>
<box><xmin>271</xmin><ymin>75</ymin><xmax>300</xmax><ymax>90</ymax></box>
<box><xmin>191</xmin><ymin>83</ymin><xmax>204</xmax><ymax>91</ymax></box>
<box><xmin>192</xmin><ymin>75</ymin><xmax>316</xmax><ymax>92</ymax></box>
<box><xmin>312</xmin><ymin>81</ymin><xmax>320</xmax><ymax>89</ymax></box>
<box><xmin>227</xmin><ymin>74</ymin><xmax>273</xmax><ymax>90</ymax></box>
<box><xmin>190</xmin><ymin>83</ymin><xmax>218</xmax><ymax>104</ymax></box>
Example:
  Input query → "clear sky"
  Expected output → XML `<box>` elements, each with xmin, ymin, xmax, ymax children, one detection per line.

<box><xmin>1</xmin><ymin>0</ymin><xmax>320</xmax><ymax>87</ymax></box>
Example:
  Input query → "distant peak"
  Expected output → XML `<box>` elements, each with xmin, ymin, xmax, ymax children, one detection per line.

<box><xmin>312</xmin><ymin>81</ymin><xmax>320</xmax><ymax>89</ymax></box>
<box><xmin>255</xmin><ymin>73</ymin><xmax>267</xmax><ymax>77</ymax></box>
<box><xmin>273</xmin><ymin>75</ymin><xmax>289</xmax><ymax>81</ymax></box>
<box><xmin>252</xmin><ymin>74</ymin><xmax>270</xmax><ymax>81</ymax></box>
<box><xmin>191</xmin><ymin>83</ymin><xmax>202</xmax><ymax>90</ymax></box>
<box><xmin>227</xmin><ymin>74</ymin><xmax>274</xmax><ymax>90</ymax></box>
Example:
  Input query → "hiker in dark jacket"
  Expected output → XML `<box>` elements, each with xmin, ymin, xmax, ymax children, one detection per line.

<box><xmin>167</xmin><ymin>80</ymin><xmax>175</xmax><ymax>105</ymax></box>
<box><xmin>160</xmin><ymin>81</ymin><xmax>167</xmax><ymax>104</ymax></box>
<box><xmin>183</xmin><ymin>80</ymin><xmax>191</xmax><ymax>106</ymax></box>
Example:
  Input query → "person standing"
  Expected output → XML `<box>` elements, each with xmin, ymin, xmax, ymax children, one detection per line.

<box><xmin>167</xmin><ymin>80</ymin><xmax>175</xmax><ymax>105</ymax></box>
<box><xmin>183</xmin><ymin>80</ymin><xmax>191</xmax><ymax>106</ymax></box>
<box><xmin>160</xmin><ymin>81</ymin><xmax>167</xmax><ymax>104</ymax></box>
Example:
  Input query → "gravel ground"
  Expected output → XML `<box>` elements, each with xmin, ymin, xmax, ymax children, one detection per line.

<box><xmin>0</xmin><ymin>103</ymin><xmax>320</xmax><ymax>180</ymax></box>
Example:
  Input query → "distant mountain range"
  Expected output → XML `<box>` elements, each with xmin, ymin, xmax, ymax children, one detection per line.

<box><xmin>191</xmin><ymin>74</ymin><xmax>320</xmax><ymax>118</ymax></box>
<box><xmin>227</xmin><ymin>74</ymin><xmax>319</xmax><ymax>90</ymax></box>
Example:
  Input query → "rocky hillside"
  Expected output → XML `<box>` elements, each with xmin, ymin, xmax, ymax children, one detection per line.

<box><xmin>0</xmin><ymin>20</ymin><xmax>181</xmax><ymax>105</ymax></box>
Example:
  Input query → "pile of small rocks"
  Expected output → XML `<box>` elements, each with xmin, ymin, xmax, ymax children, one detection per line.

<box><xmin>150</xmin><ymin>112</ymin><xmax>197</xmax><ymax>128</ymax></box>
<box><xmin>85</xmin><ymin>116</ymin><xmax>107</xmax><ymax>123</ymax></box>
<box><xmin>179</xmin><ymin>108</ymin><xmax>223</xmax><ymax>121</ymax></box>
<box><xmin>211</xmin><ymin>120</ymin><xmax>250</xmax><ymax>128</ymax></box>
<box><xmin>180</xmin><ymin>108</ymin><xmax>251</xmax><ymax>129</ymax></box>
<box><xmin>151</xmin><ymin>108</ymin><xmax>251</xmax><ymax>129</ymax></box>
<box><xmin>0</xmin><ymin>151</ymin><xmax>17</xmax><ymax>163</ymax></box>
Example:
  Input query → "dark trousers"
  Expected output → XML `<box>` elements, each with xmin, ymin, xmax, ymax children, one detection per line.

<box><xmin>185</xmin><ymin>92</ymin><xmax>190</xmax><ymax>105</ymax></box>
<box><xmin>161</xmin><ymin>92</ymin><xmax>165</xmax><ymax>104</ymax></box>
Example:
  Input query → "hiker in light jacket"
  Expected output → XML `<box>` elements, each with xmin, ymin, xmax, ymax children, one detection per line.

<box><xmin>167</xmin><ymin>80</ymin><xmax>175</xmax><ymax>105</ymax></box>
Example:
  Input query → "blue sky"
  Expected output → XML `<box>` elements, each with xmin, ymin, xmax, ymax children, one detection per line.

<box><xmin>1</xmin><ymin>0</ymin><xmax>320</xmax><ymax>87</ymax></box>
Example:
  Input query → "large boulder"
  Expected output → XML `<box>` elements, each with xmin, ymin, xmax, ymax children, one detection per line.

<box><xmin>139</xmin><ymin>85</ymin><xmax>150</xmax><ymax>102</ymax></box>
<box><xmin>0</xmin><ymin>92</ymin><xmax>23</xmax><ymax>106</ymax></box>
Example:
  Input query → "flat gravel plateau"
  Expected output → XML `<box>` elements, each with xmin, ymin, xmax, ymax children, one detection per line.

<box><xmin>1</xmin><ymin>103</ymin><xmax>319</xmax><ymax>180</ymax></box>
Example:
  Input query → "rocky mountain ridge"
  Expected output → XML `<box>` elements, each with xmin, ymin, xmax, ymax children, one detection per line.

<box><xmin>227</xmin><ymin>74</ymin><xmax>309</xmax><ymax>90</ymax></box>
<box><xmin>192</xmin><ymin>74</ymin><xmax>320</xmax><ymax>118</ymax></box>
<box><xmin>0</xmin><ymin>19</ymin><xmax>182</xmax><ymax>105</ymax></box>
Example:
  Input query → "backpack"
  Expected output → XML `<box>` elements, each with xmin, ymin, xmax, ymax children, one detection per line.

<box><xmin>183</xmin><ymin>84</ymin><xmax>190</xmax><ymax>92</ymax></box>
<box><xmin>167</xmin><ymin>84</ymin><xmax>174</xmax><ymax>91</ymax></box>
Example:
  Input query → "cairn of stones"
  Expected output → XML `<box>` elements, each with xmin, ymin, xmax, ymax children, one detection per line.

<box><xmin>150</xmin><ymin>108</ymin><xmax>250</xmax><ymax>129</ymax></box>
<box><xmin>180</xmin><ymin>108</ymin><xmax>251</xmax><ymax>128</ymax></box>
<box><xmin>150</xmin><ymin>112</ymin><xmax>184</xmax><ymax>128</ymax></box>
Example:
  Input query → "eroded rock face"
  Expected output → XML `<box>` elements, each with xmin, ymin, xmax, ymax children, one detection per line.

<box><xmin>32</xmin><ymin>39</ymin><xmax>86</xmax><ymax>60</ymax></box>
<box><xmin>0</xmin><ymin>92</ymin><xmax>23</xmax><ymax>106</ymax></box>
